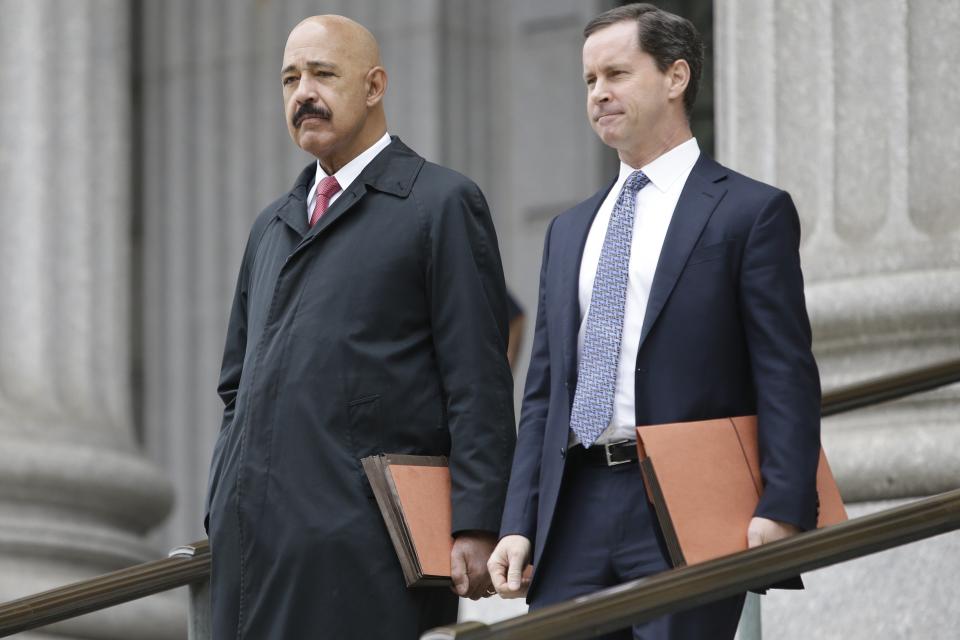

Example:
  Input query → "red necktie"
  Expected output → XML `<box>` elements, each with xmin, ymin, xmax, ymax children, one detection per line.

<box><xmin>309</xmin><ymin>175</ymin><xmax>342</xmax><ymax>227</ymax></box>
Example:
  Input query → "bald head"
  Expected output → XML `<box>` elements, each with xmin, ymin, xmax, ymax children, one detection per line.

<box><xmin>288</xmin><ymin>15</ymin><xmax>382</xmax><ymax>69</ymax></box>
<box><xmin>280</xmin><ymin>15</ymin><xmax>388</xmax><ymax>173</ymax></box>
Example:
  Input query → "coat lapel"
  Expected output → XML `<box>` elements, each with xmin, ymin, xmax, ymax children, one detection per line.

<box><xmin>276</xmin><ymin>171</ymin><xmax>367</xmax><ymax>254</ymax></box>
<box><xmin>276</xmin><ymin>164</ymin><xmax>316</xmax><ymax>238</ymax></box>
<box><xmin>637</xmin><ymin>155</ymin><xmax>728</xmax><ymax>351</ymax></box>
<box><xmin>560</xmin><ymin>181</ymin><xmax>615</xmax><ymax>386</ymax></box>
<box><xmin>281</xmin><ymin>137</ymin><xmax>424</xmax><ymax>260</ymax></box>
<box><xmin>303</xmin><ymin>178</ymin><xmax>366</xmax><ymax>241</ymax></box>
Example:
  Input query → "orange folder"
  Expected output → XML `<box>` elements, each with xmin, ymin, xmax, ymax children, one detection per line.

<box><xmin>361</xmin><ymin>454</ymin><xmax>453</xmax><ymax>587</ymax></box>
<box><xmin>635</xmin><ymin>416</ymin><xmax>847</xmax><ymax>567</ymax></box>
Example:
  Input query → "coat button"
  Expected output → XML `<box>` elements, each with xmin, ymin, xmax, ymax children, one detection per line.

<box><xmin>560</xmin><ymin>447</ymin><xmax>566</xmax><ymax>458</ymax></box>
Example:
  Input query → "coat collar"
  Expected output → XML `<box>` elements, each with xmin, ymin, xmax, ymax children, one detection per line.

<box><xmin>275</xmin><ymin>136</ymin><xmax>425</xmax><ymax>240</ymax></box>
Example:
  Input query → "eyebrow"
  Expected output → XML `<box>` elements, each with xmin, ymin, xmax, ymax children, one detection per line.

<box><xmin>281</xmin><ymin>60</ymin><xmax>340</xmax><ymax>76</ymax></box>
<box><xmin>583</xmin><ymin>63</ymin><xmax>626</xmax><ymax>80</ymax></box>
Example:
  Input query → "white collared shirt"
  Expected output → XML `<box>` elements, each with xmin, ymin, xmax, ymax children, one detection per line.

<box><xmin>306</xmin><ymin>132</ymin><xmax>392</xmax><ymax>221</ymax></box>
<box><xmin>574</xmin><ymin>137</ymin><xmax>701</xmax><ymax>445</ymax></box>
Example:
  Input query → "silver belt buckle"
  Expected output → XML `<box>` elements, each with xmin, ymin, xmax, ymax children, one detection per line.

<box><xmin>604</xmin><ymin>439</ymin><xmax>633</xmax><ymax>467</ymax></box>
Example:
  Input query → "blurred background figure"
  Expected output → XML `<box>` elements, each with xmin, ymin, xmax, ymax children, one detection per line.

<box><xmin>507</xmin><ymin>291</ymin><xmax>527</xmax><ymax>371</ymax></box>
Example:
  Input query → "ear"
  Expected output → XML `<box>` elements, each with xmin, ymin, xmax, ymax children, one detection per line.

<box><xmin>666</xmin><ymin>59</ymin><xmax>690</xmax><ymax>102</ymax></box>
<box><xmin>365</xmin><ymin>66</ymin><xmax>388</xmax><ymax>107</ymax></box>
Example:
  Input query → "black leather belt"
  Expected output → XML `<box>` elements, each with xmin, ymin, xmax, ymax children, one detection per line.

<box><xmin>569</xmin><ymin>440</ymin><xmax>639</xmax><ymax>467</ymax></box>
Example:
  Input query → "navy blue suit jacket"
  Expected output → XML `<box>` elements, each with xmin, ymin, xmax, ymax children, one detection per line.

<box><xmin>500</xmin><ymin>154</ymin><xmax>821</xmax><ymax>595</ymax></box>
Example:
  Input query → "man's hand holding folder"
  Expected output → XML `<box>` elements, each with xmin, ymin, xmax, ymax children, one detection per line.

<box><xmin>451</xmin><ymin>531</ymin><xmax>498</xmax><ymax>600</ymax></box>
<box><xmin>747</xmin><ymin>517</ymin><xmax>801</xmax><ymax>548</ymax></box>
<box><xmin>636</xmin><ymin>415</ymin><xmax>846</xmax><ymax>568</ymax></box>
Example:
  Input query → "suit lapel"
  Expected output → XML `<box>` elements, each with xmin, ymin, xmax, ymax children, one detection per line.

<box><xmin>560</xmin><ymin>181</ymin><xmax>615</xmax><ymax>386</ymax></box>
<box><xmin>637</xmin><ymin>155</ymin><xmax>728</xmax><ymax>351</ymax></box>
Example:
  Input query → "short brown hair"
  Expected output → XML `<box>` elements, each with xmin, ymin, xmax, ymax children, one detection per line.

<box><xmin>584</xmin><ymin>3</ymin><xmax>704</xmax><ymax>117</ymax></box>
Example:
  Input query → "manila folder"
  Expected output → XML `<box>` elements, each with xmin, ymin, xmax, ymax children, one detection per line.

<box><xmin>635</xmin><ymin>415</ymin><xmax>847</xmax><ymax>567</ymax></box>
<box><xmin>361</xmin><ymin>454</ymin><xmax>453</xmax><ymax>587</ymax></box>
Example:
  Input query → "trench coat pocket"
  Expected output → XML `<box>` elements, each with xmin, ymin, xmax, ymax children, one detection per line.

<box><xmin>347</xmin><ymin>394</ymin><xmax>382</xmax><ymax>497</ymax></box>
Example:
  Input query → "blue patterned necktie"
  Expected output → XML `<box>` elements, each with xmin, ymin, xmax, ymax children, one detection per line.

<box><xmin>570</xmin><ymin>170</ymin><xmax>650</xmax><ymax>448</ymax></box>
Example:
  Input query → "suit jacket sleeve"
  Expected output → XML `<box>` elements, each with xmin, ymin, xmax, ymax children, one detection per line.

<box><xmin>498</xmin><ymin>219</ymin><xmax>556</xmax><ymax>543</ymax></box>
<box><xmin>740</xmin><ymin>191</ymin><xmax>821</xmax><ymax>531</ymax></box>
<box><xmin>423</xmin><ymin>179</ymin><xmax>516</xmax><ymax>535</ymax></box>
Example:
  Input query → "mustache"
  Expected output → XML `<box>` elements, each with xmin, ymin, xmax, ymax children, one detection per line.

<box><xmin>293</xmin><ymin>102</ymin><xmax>332</xmax><ymax>127</ymax></box>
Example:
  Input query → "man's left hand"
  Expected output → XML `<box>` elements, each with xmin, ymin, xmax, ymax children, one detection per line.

<box><xmin>747</xmin><ymin>516</ymin><xmax>800</xmax><ymax>548</ymax></box>
<box><xmin>450</xmin><ymin>531</ymin><xmax>498</xmax><ymax>600</ymax></box>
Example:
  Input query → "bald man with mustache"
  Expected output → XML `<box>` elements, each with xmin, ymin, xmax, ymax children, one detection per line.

<box><xmin>204</xmin><ymin>16</ymin><xmax>516</xmax><ymax>639</ymax></box>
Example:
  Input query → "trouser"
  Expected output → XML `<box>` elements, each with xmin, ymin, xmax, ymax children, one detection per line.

<box><xmin>528</xmin><ymin>446</ymin><xmax>745</xmax><ymax>640</ymax></box>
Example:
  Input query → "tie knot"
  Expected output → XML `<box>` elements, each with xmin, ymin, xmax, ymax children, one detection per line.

<box><xmin>317</xmin><ymin>175</ymin><xmax>342</xmax><ymax>199</ymax></box>
<box><xmin>625</xmin><ymin>170</ymin><xmax>650</xmax><ymax>194</ymax></box>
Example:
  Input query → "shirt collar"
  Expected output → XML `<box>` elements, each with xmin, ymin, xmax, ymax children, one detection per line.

<box><xmin>314</xmin><ymin>131</ymin><xmax>392</xmax><ymax>193</ymax></box>
<box><xmin>618</xmin><ymin>137</ymin><xmax>701</xmax><ymax>193</ymax></box>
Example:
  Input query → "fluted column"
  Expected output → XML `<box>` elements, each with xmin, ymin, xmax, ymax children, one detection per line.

<box><xmin>716</xmin><ymin>1</ymin><xmax>960</xmax><ymax>637</ymax></box>
<box><xmin>0</xmin><ymin>2</ymin><xmax>179</xmax><ymax>638</ymax></box>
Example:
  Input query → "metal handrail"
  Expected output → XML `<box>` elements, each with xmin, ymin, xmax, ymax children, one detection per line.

<box><xmin>0</xmin><ymin>357</ymin><xmax>957</xmax><ymax>637</ymax></box>
<box><xmin>820</xmin><ymin>357</ymin><xmax>960</xmax><ymax>417</ymax></box>
<box><xmin>422</xmin><ymin>488</ymin><xmax>960</xmax><ymax>639</ymax></box>
<box><xmin>0</xmin><ymin>541</ymin><xmax>209</xmax><ymax>637</ymax></box>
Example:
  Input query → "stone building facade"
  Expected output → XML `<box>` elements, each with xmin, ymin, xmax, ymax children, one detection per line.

<box><xmin>0</xmin><ymin>1</ymin><xmax>956</xmax><ymax>638</ymax></box>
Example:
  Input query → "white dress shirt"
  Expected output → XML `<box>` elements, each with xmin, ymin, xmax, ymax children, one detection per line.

<box><xmin>306</xmin><ymin>132</ymin><xmax>392</xmax><ymax>221</ymax></box>
<box><xmin>573</xmin><ymin>138</ymin><xmax>701</xmax><ymax>445</ymax></box>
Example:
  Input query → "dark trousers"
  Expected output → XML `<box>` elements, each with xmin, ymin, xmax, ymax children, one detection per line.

<box><xmin>528</xmin><ymin>449</ymin><xmax>745</xmax><ymax>640</ymax></box>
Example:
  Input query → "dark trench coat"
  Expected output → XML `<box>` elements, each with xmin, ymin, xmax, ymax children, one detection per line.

<box><xmin>204</xmin><ymin>138</ymin><xmax>517</xmax><ymax>639</ymax></box>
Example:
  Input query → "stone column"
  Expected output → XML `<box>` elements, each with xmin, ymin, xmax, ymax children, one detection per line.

<box><xmin>0</xmin><ymin>2</ymin><xmax>180</xmax><ymax>638</ymax></box>
<box><xmin>715</xmin><ymin>1</ymin><xmax>960</xmax><ymax>637</ymax></box>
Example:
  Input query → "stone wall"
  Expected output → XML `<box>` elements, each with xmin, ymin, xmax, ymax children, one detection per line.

<box><xmin>715</xmin><ymin>1</ymin><xmax>960</xmax><ymax>637</ymax></box>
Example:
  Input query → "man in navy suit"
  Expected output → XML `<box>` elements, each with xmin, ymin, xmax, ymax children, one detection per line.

<box><xmin>487</xmin><ymin>4</ymin><xmax>821</xmax><ymax>638</ymax></box>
